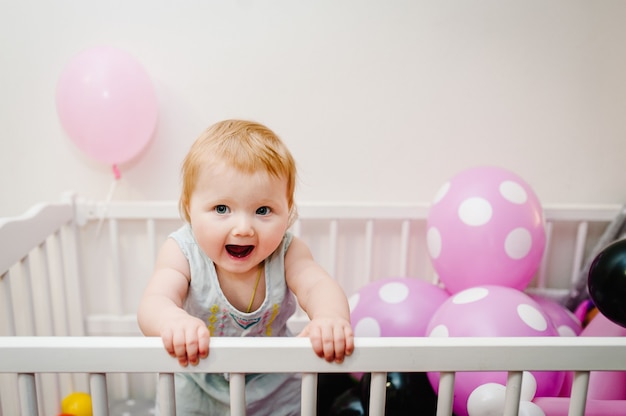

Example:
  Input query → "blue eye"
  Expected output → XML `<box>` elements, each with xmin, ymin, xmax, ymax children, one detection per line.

<box><xmin>215</xmin><ymin>205</ymin><xmax>229</xmax><ymax>214</ymax></box>
<box><xmin>256</xmin><ymin>206</ymin><xmax>271</xmax><ymax>216</ymax></box>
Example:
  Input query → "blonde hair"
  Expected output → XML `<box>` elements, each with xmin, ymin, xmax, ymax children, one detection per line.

<box><xmin>179</xmin><ymin>120</ymin><xmax>297</xmax><ymax>223</ymax></box>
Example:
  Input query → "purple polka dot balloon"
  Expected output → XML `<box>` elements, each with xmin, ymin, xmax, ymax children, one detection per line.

<box><xmin>349</xmin><ymin>277</ymin><xmax>449</xmax><ymax>337</ymax></box>
<box><xmin>426</xmin><ymin>285</ymin><xmax>564</xmax><ymax>416</ymax></box>
<box><xmin>529</xmin><ymin>294</ymin><xmax>582</xmax><ymax>337</ymax></box>
<box><xmin>427</xmin><ymin>166</ymin><xmax>546</xmax><ymax>294</ymax></box>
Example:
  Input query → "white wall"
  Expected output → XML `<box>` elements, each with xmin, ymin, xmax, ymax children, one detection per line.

<box><xmin>2</xmin><ymin>1</ymin><xmax>626</xmax><ymax>217</ymax></box>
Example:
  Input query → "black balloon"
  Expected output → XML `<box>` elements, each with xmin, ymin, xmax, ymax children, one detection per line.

<box><xmin>359</xmin><ymin>372</ymin><xmax>438</xmax><ymax>416</ymax></box>
<box><xmin>328</xmin><ymin>386</ymin><xmax>365</xmax><ymax>416</ymax></box>
<box><xmin>318</xmin><ymin>373</ymin><xmax>358</xmax><ymax>416</ymax></box>
<box><xmin>588</xmin><ymin>238</ymin><xmax>626</xmax><ymax>328</ymax></box>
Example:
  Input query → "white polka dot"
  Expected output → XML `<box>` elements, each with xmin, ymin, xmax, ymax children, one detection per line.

<box><xmin>427</xmin><ymin>227</ymin><xmax>442</xmax><ymax>258</ymax></box>
<box><xmin>505</xmin><ymin>228</ymin><xmax>532</xmax><ymax>259</ymax></box>
<box><xmin>432</xmin><ymin>182</ymin><xmax>450</xmax><ymax>204</ymax></box>
<box><xmin>558</xmin><ymin>325</ymin><xmax>577</xmax><ymax>337</ymax></box>
<box><xmin>379</xmin><ymin>282</ymin><xmax>409</xmax><ymax>304</ymax></box>
<box><xmin>517</xmin><ymin>304</ymin><xmax>548</xmax><ymax>332</ymax></box>
<box><xmin>354</xmin><ymin>317</ymin><xmax>381</xmax><ymax>337</ymax></box>
<box><xmin>429</xmin><ymin>324</ymin><xmax>449</xmax><ymax>337</ymax></box>
<box><xmin>348</xmin><ymin>293</ymin><xmax>360</xmax><ymax>312</ymax></box>
<box><xmin>519</xmin><ymin>401</ymin><xmax>544</xmax><ymax>415</ymax></box>
<box><xmin>458</xmin><ymin>197</ymin><xmax>493</xmax><ymax>226</ymax></box>
<box><xmin>468</xmin><ymin>383</ymin><xmax>506</xmax><ymax>415</ymax></box>
<box><xmin>500</xmin><ymin>181</ymin><xmax>528</xmax><ymax>204</ymax></box>
<box><xmin>453</xmin><ymin>287</ymin><xmax>489</xmax><ymax>304</ymax></box>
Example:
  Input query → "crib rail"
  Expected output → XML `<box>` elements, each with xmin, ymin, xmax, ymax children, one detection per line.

<box><xmin>81</xmin><ymin>199</ymin><xmax>623</xmax><ymax>221</ymax></box>
<box><xmin>0</xmin><ymin>201</ymin><xmax>75</xmax><ymax>277</ymax></box>
<box><xmin>0</xmin><ymin>195</ymin><xmax>86</xmax><ymax>342</ymax></box>
<box><xmin>2</xmin><ymin>336</ymin><xmax>626</xmax><ymax>416</ymax></box>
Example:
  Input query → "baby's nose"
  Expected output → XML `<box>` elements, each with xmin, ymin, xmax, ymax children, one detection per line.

<box><xmin>232</xmin><ymin>215</ymin><xmax>254</xmax><ymax>236</ymax></box>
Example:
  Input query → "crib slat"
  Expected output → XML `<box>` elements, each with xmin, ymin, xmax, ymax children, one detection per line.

<box><xmin>146</xmin><ymin>218</ymin><xmax>157</xmax><ymax>266</ymax></box>
<box><xmin>368</xmin><ymin>372</ymin><xmax>387</xmax><ymax>416</ymax></box>
<box><xmin>0</xmin><ymin>270</ymin><xmax>16</xmax><ymax>336</ymax></box>
<box><xmin>503</xmin><ymin>371</ymin><xmax>523</xmax><ymax>415</ymax></box>
<box><xmin>230</xmin><ymin>373</ymin><xmax>246</xmax><ymax>416</ymax></box>
<box><xmin>21</xmin><ymin>260</ymin><xmax>37</xmax><ymax>335</ymax></box>
<box><xmin>157</xmin><ymin>373</ymin><xmax>176</xmax><ymax>416</ymax></box>
<box><xmin>536</xmin><ymin>220</ymin><xmax>553</xmax><ymax>289</ymax></box>
<box><xmin>364</xmin><ymin>220</ymin><xmax>374</xmax><ymax>281</ymax></box>
<box><xmin>569</xmin><ymin>371</ymin><xmax>590</xmax><ymax>416</ymax></box>
<box><xmin>301</xmin><ymin>373</ymin><xmax>317</xmax><ymax>416</ymax></box>
<box><xmin>90</xmin><ymin>373</ymin><xmax>109</xmax><ymax>416</ymax></box>
<box><xmin>61</xmin><ymin>216</ymin><xmax>91</xmax><ymax>402</ymax></box>
<box><xmin>49</xmin><ymin>230</ymin><xmax>70</xmax><ymax>336</ymax></box>
<box><xmin>571</xmin><ymin>221</ymin><xmax>589</xmax><ymax>285</ymax></box>
<box><xmin>328</xmin><ymin>220</ymin><xmax>338</xmax><ymax>278</ymax></box>
<box><xmin>35</xmin><ymin>243</ymin><xmax>55</xmax><ymax>334</ymax></box>
<box><xmin>106</xmin><ymin>219</ymin><xmax>131</xmax><ymax>399</ymax></box>
<box><xmin>399</xmin><ymin>219</ymin><xmax>410</xmax><ymax>276</ymax></box>
<box><xmin>436</xmin><ymin>372</ymin><xmax>455</xmax><ymax>416</ymax></box>
<box><xmin>61</xmin><ymin>222</ymin><xmax>87</xmax><ymax>336</ymax></box>
<box><xmin>18</xmin><ymin>373</ymin><xmax>38</xmax><ymax>416</ymax></box>
<box><xmin>108</xmin><ymin>219</ymin><xmax>123</xmax><ymax>315</ymax></box>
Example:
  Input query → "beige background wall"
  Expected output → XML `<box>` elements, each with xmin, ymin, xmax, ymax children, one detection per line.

<box><xmin>2</xmin><ymin>1</ymin><xmax>625</xmax><ymax>216</ymax></box>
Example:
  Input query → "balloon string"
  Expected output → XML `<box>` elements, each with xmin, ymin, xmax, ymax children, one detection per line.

<box><xmin>112</xmin><ymin>164</ymin><xmax>121</xmax><ymax>180</ymax></box>
<box><xmin>95</xmin><ymin>165</ymin><xmax>121</xmax><ymax>237</ymax></box>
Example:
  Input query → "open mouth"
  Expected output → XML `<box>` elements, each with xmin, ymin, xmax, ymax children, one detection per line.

<box><xmin>225</xmin><ymin>245</ymin><xmax>255</xmax><ymax>258</ymax></box>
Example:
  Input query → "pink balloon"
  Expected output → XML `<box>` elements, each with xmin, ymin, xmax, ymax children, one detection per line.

<box><xmin>580</xmin><ymin>310</ymin><xmax>626</xmax><ymax>337</ymax></box>
<box><xmin>426</xmin><ymin>286</ymin><xmax>563</xmax><ymax>416</ymax></box>
<box><xmin>558</xmin><ymin>312</ymin><xmax>626</xmax><ymax>399</ymax></box>
<box><xmin>426</xmin><ymin>166</ymin><xmax>546</xmax><ymax>294</ymax></box>
<box><xmin>56</xmin><ymin>46</ymin><xmax>158</xmax><ymax>165</ymax></box>
<box><xmin>533</xmin><ymin>397</ymin><xmax>626</xmax><ymax>415</ymax></box>
<box><xmin>349</xmin><ymin>277</ymin><xmax>449</xmax><ymax>337</ymax></box>
<box><xmin>529</xmin><ymin>294</ymin><xmax>582</xmax><ymax>337</ymax></box>
<box><xmin>348</xmin><ymin>277</ymin><xmax>449</xmax><ymax>380</ymax></box>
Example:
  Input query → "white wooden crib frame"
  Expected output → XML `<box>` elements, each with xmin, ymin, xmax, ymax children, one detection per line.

<box><xmin>1</xmin><ymin>193</ymin><xmax>626</xmax><ymax>416</ymax></box>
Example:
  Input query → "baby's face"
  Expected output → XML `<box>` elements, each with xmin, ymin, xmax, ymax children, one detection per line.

<box><xmin>188</xmin><ymin>162</ymin><xmax>291</xmax><ymax>277</ymax></box>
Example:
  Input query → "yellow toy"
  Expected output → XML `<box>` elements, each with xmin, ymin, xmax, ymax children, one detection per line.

<box><xmin>61</xmin><ymin>392</ymin><xmax>92</xmax><ymax>416</ymax></box>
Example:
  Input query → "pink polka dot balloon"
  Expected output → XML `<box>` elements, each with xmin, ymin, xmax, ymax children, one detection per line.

<box><xmin>529</xmin><ymin>294</ymin><xmax>582</xmax><ymax>337</ymax></box>
<box><xmin>427</xmin><ymin>166</ymin><xmax>546</xmax><ymax>294</ymax></box>
<box><xmin>426</xmin><ymin>285</ymin><xmax>564</xmax><ymax>416</ymax></box>
<box><xmin>349</xmin><ymin>277</ymin><xmax>449</xmax><ymax>337</ymax></box>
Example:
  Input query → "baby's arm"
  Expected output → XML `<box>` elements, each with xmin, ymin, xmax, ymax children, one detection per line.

<box><xmin>285</xmin><ymin>237</ymin><xmax>354</xmax><ymax>363</ymax></box>
<box><xmin>137</xmin><ymin>238</ymin><xmax>210</xmax><ymax>367</ymax></box>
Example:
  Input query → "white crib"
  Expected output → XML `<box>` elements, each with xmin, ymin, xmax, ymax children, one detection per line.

<box><xmin>1</xmin><ymin>192</ymin><xmax>626</xmax><ymax>416</ymax></box>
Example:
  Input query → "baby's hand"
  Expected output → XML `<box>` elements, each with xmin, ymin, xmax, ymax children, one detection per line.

<box><xmin>299</xmin><ymin>317</ymin><xmax>354</xmax><ymax>363</ymax></box>
<box><xmin>160</xmin><ymin>314</ymin><xmax>210</xmax><ymax>367</ymax></box>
